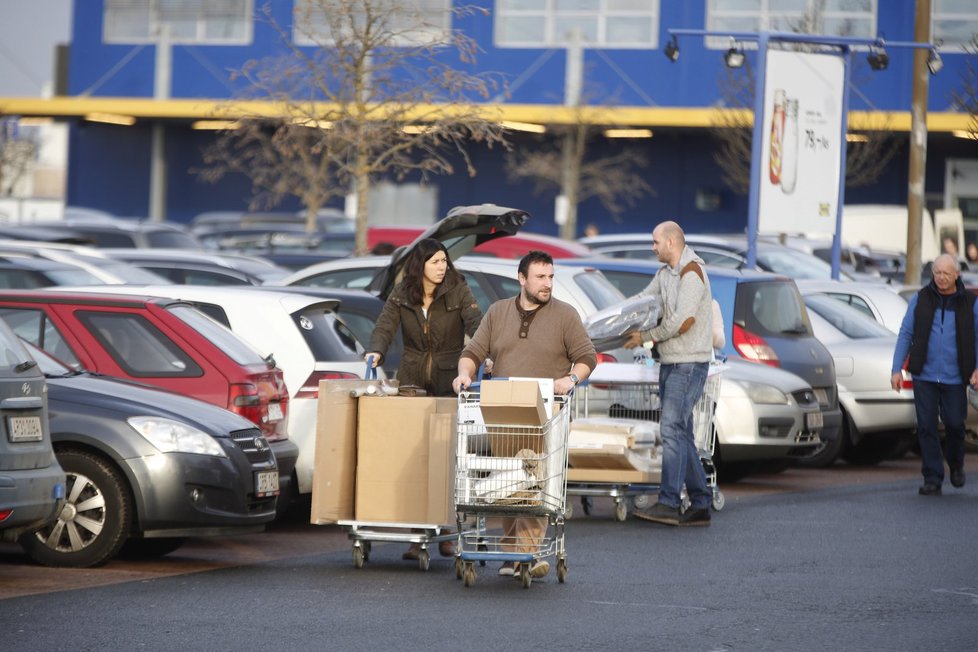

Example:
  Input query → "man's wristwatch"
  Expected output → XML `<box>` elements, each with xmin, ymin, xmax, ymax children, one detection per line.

<box><xmin>568</xmin><ymin>373</ymin><xmax>580</xmax><ymax>385</ymax></box>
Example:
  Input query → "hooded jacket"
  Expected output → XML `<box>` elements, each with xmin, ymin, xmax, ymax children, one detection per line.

<box><xmin>368</xmin><ymin>274</ymin><xmax>482</xmax><ymax>395</ymax></box>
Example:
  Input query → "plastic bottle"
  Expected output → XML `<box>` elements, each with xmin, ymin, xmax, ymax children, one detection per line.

<box><xmin>780</xmin><ymin>98</ymin><xmax>799</xmax><ymax>195</ymax></box>
<box><xmin>768</xmin><ymin>89</ymin><xmax>786</xmax><ymax>185</ymax></box>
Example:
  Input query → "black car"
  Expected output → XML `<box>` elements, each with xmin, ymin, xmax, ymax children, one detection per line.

<box><xmin>18</xmin><ymin>344</ymin><xmax>280</xmax><ymax>567</ymax></box>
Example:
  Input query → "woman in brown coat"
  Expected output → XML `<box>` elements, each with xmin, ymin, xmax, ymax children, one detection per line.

<box><xmin>365</xmin><ymin>238</ymin><xmax>482</xmax><ymax>559</ymax></box>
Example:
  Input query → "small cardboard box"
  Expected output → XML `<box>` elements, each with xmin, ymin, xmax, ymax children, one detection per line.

<box><xmin>479</xmin><ymin>379</ymin><xmax>547</xmax><ymax>426</ymax></box>
<box><xmin>355</xmin><ymin>396</ymin><xmax>457</xmax><ymax>523</ymax></box>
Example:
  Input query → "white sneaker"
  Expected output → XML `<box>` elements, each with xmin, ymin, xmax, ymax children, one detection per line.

<box><xmin>498</xmin><ymin>562</ymin><xmax>516</xmax><ymax>577</ymax></box>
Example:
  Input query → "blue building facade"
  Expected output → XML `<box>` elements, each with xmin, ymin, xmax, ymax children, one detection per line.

<box><xmin>25</xmin><ymin>1</ymin><xmax>978</xmax><ymax>236</ymax></box>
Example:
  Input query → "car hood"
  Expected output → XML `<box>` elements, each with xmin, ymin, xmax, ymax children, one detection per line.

<box><xmin>367</xmin><ymin>204</ymin><xmax>529</xmax><ymax>299</ymax></box>
<box><xmin>45</xmin><ymin>374</ymin><xmax>256</xmax><ymax>435</ymax></box>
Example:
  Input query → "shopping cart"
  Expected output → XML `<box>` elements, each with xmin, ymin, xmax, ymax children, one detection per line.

<box><xmin>453</xmin><ymin>390</ymin><xmax>571</xmax><ymax>588</ymax></box>
<box><xmin>569</xmin><ymin>360</ymin><xmax>725</xmax><ymax>521</ymax></box>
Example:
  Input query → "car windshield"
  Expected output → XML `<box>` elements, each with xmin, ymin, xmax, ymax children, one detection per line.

<box><xmin>167</xmin><ymin>305</ymin><xmax>269</xmax><ymax>366</ymax></box>
<box><xmin>100</xmin><ymin>263</ymin><xmax>172</xmax><ymax>284</ymax></box>
<box><xmin>803</xmin><ymin>294</ymin><xmax>894</xmax><ymax>339</ymax></box>
<box><xmin>43</xmin><ymin>269</ymin><xmax>108</xmax><ymax>286</ymax></box>
<box><xmin>145</xmin><ymin>231</ymin><xmax>200</xmax><ymax>249</ymax></box>
<box><xmin>756</xmin><ymin>247</ymin><xmax>843</xmax><ymax>280</ymax></box>
<box><xmin>568</xmin><ymin>269</ymin><xmax>626</xmax><ymax>310</ymax></box>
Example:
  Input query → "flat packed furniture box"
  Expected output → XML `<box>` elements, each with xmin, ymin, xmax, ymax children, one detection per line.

<box><xmin>567</xmin><ymin>417</ymin><xmax>661</xmax><ymax>483</ymax></box>
<box><xmin>310</xmin><ymin>379</ymin><xmax>456</xmax><ymax>526</ymax></box>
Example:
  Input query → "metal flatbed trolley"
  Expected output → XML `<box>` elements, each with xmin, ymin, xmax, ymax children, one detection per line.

<box><xmin>336</xmin><ymin>520</ymin><xmax>456</xmax><ymax>571</ymax></box>
<box><xmin>453</xmin><ymin>391</ymin><xmax>571</xmax><ymax>588</ymax></box>
<box><xmin>569</xmin><ymin>361</ymin><xmax>725</xmax><ymax>521</ymax></box>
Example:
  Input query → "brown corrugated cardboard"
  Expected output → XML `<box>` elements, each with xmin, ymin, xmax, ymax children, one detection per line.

<box><xmin>567</xmin><ymin>467</ymin><xmax>661</xmax><ymax>484</ymax></box>
<box><xmin>355</xmin><ymin>396</ymin><xmax>456</xmax><ymax>523</ymax></box>
<box><xmin>479</xmin><ymin>379</ymin><xmax>547</xmax><ymax>426</ymax></box>
<box><xmin>568</xmin><ymin>443</ymin><xmax>658</xmax><ymax>471</ymax></box>
<box><xmin>310</xmin><ymin>379</ymin><xmax>382</xmax><ymax>525</ymax></box>
<box><xmin>426</xmin><ymin>412</ymin><xmax>456</xmax><ymax>525</ymax></box>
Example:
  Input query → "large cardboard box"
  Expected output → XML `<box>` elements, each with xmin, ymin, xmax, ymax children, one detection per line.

<box><xmin>567</xmin><ymin>467</ymin><xmax>661</xmax><ymax>484</ymax></box>
<box><xmin>479</xmin><ymin>379</ymin><xmax>547</xmax><ymax>426</ymax></box>
<box><xmin>355</xmin><ymin>396</ymin><xmax>457</xmax><ymax>523</ymax></box>
<box><xmin>426</xmin><ymin>412</ymin><xmax>456</xmax><ymax>525</ymax></box>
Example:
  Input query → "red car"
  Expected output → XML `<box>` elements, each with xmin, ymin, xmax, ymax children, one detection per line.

<box><xmin>0</xmin><ymin>290</ymin><xmax>298</xmax><ymax>495</ymax></box>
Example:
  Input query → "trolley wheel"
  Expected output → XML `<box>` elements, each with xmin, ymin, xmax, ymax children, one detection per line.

<box><xmin>463</xmin><ymin>562</ymin><xmax>476</xmax><ymax>587</ymax></box>
<box><xmin>455</xmin><ymin>556</ymin><xmax>464</xmax><ymax>580</ymax></box>
<box><xmin>418</xmin><ymin>549</ymin><xmax>430</xmax><ymax>571</ymax></box>
<box><xmin>712</xmin><ymin>490</ymin><xmax>726</xmax><ymax>511</ymax></box>
<box><xmin>633</xmin><ymin>493</ymin><xmax>652</xmax><ymax>510</ymax></box>
<box><xmin>519</xmin><ymin>564</ymin><xmax>532</xmax><ymax>589</ymax></box>
<box><xmin>614</xmin><ymin>501</ymin><xmax>628</xmax><ymax>522</ymax></box>
<box><xmin>557</xmin><ymin>557</ymin><xmax>568</xmax><ymax>583</ymax></box>
<box><xmin>352</xmin><ymin>545</ymin><xmax>365</xmax><ymax>569</ymax></box>
<box><xmin>581</xmin><ymin>495</ymin><xmax>593</xmax><ymax>516</ymax></box>
<box><xmin>564</xmin><ymin>502</ymin><xmax>574</xmax><ymax>519</ymax></box>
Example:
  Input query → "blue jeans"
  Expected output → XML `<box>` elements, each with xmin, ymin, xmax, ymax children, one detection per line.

<box><xmin>913</xmin><ymin>379</ymin><xmax>967</xmax><ymax>485</ymax></box>
<box><xmin>658</xmin><ymin>362</ymin><xmax>711</xmax><ymax>510</ymax></box>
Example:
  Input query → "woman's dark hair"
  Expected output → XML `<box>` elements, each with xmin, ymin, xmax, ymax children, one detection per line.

<box><xmin>401</xmin><ymin>238</ymin><xmax>462</xmax><ymax>305</ymax></box>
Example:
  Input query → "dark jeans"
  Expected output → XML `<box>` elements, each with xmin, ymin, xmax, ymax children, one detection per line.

<box><xmin>913</xmin><ymin>379</ymin><xmax>967</xmax><ymax>485</ymax></box>
<box><xmin>658</xmin><ymin>362</ymin><xmax>711</xmax><ymax>510</ymax></box>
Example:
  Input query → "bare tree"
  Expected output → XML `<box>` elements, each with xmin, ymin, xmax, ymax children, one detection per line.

<box><xmin>0</xmin><ymin>120</ymin><xmax>38</xmax><ymax>197</ymax></box>
<box><xmin>951</xmin><ymin>35</ymin><xmax>978</xmax><ymax>137</ymax></box>
<box><xmin>198</xmin><ymin>0</ymin><xmax>508</xmax><ymax>250</ymax></box>
<box><xmin>505</xmin><ymin>102</ymin><xmax>653</xmax><ymax>240</ymax></box>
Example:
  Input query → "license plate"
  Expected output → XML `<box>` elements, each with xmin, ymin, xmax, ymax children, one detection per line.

<box><xmin>805</xmin><ymin>411</ymin><xmax>823</xmax><ymax>430</ymax></box>
<box><xmin>255</xmin><ymin>470</ymin><xmax>279</xmax><ymax>497</ymax></box>
<box><xmin>267</xmin><ymin>402</ymin><xmax>283</xmax><ymax>422</ymax></box>
<box><xmin>7</xmin><ymin>416</ymin><xmax>42</xmax><ymax>442</ymax></box>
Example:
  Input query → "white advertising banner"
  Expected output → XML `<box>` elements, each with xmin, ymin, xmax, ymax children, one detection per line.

<box><xmin>758</xmin><ymin>49</ymin><xmax>845</xmax><ymax>235</ymax></box>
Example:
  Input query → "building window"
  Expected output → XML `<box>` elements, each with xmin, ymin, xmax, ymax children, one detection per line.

<box><xmin>933</xmin><ymin>0</ymin><xmax>978</xmax><ymax>51</ymax></box>
<box><xmin>293</xmin><ymin>0</ymin><xmax>451</xmax><ymax>47</ymax></box>
<box><xmin>706</xmin><ymin>0</ymin><xmax>876</xmax><ymax>48</ymax></box>
<box><xmin>104</xmin><ymin>0</ymin><xmax>252</xmax><ymax>44</ymax></box>
<box><xmin>495</xmin><ymin>0</ymin><xmax>659</xmax><ymax>49</ymax></box>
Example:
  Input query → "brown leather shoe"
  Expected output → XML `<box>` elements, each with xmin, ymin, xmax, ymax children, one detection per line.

<box><xmin>438</xmin><ymin>539</ymin><xmax>455</xmax><ymax>557</ymax></box>
<box><xmin>402</xmin><ymin>544</ymin><xmax>421</xmax><ymax>560</ymax></box>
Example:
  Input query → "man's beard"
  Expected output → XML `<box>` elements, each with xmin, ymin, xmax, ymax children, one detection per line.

<box><xmin>523</xmin><ymin>287</ymin><xmax>550</xmax><ymax>307</ymax></box>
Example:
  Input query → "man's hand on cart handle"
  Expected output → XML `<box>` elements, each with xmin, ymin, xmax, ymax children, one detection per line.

<box><xmin>364</xmin><ymin>352</ymin><xmax>381</xmax><ymax>368</ymax></box>
<box><xmin>554</xmin><ymin>376</ymin><xmax>575</xmax><ymax>395</ymax></box>
<box><xmin>453</xmin><ymin>374</ymin><xmax>473</xmax><ymax>394</ymax></box>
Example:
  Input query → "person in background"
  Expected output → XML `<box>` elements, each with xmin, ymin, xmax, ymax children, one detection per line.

<box><xmin>942</xmin><ymin>236</ymin><xmax>960</xmax><ymax>260</ymax></box>
<box><xmin>890</xmin><ymin>253</ymin><xmax>978</xmax><ymax>496</ymax></box>
<box><xmin>624</xmin><ymin>220</ymin><xmax>715</xmax><ymax>527</ymax></box>
<box><xmin>365</xmin><ymin>238</ymin><xmax>482</xmax><ymax>559</ymax></box>
<box><xmin>453</xmin><ymin>250</ymin><xmax>596</xmax><ymax>579</ymax></box>
<box><xmin>583</xmin><ymin>223</ymin><xmax>600</xmax><ymax>238</ymax></box>
<box><xmin>965</xmin><ymin>242</ymin><xmax>978</xmax><ymax>269</ymax></box>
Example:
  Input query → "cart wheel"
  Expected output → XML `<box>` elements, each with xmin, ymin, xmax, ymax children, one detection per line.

<box><xmin>581</xmin><ymin>495</ymin><xmax>593</xmax><ymax>516</ymax></box>
<box><xmin>633</xmin><ymin>493</ymin><xmax>652</xmax><ymax>510</ymax></box>
<box><xmin>614</xmin><ymin>501</ymin><xmax>628</xmax><ymax>522</ymax></box>
<box><xmin>418</xmin><ymin>549</ymin><xmax>430</xmax><ymax>571</ymax></box>
<box><xmin>564</xmin><ymin>502</ymin><xmax>574</xmax><ymax>519</ymax></box>
<box><xmin>455</xmin><ymin>556</ymin><xmax>464</xmax><ymax>580</ymax></box>
<box><xmin>520</xmin><ymin>564</ymin><xmax>532</xmax><ymax>589</ymax></box>
<box><xmin>712</xmin><ymin>490</ymin><xmax>725</xmax><ymax>511</ymax></box>
<box><xmin>557</xmin><ymin>558</ymin><xmax>568</xmax><ymax>583</ymax></box>
<box><xmin>362</xmin><ymin>540</ymin><xmax>372</xmax><ymax>561</ymax></box>
<box><xmin>463</xmin><ymin>563</ymin><xmax>476</xmax><ymax>587</ymax></box>
<box><xmin>352</xmin><ymin>545</ymin><xmax>365</xmax><ymax>569</ymax></box>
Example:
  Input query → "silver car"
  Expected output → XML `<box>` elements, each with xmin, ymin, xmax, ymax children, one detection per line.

<box><xmin>800</xmin><ymin>292</ymin><xmax>917</xmax><ymax>467</ymax></box>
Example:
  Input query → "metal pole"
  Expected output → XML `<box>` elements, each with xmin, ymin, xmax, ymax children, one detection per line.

<box><xmin>149</xmin><ymin>21</ymin><xmax>170</xmax><ymax>222</ymax></box>
<box><xmin>831</xmin><ymin>47</ymin><xmax>853</xmax><ymax>281</ymax></box>
<box><xmin>905</xmin><ymin>0</ymin><xmax>931</xmax><ymax>285</ymax></box>
<box><xmin>745</xmin><ymin>32</ymin><xmax>769</xmax><ymax>270</ymax></box>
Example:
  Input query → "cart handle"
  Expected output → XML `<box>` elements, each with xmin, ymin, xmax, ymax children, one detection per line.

<box><xmin>364</xmin><ymin>355</ymin><xmax>378</xmax><ymax>381</ymax></box>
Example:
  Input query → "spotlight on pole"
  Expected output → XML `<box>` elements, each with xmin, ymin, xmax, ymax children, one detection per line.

<box><xmin>724</xmin><ymin>40</ymin><xmax>745</xmax><ymax>69</ymax></box>
<box><xmin>927</xmin><ymin>47</ymin><xmax>943</xmax><ymax>75</ymax></box>
<box><xmin>664</xmin><ymin>35</ymin><xmax>679</xmax><ymax>63</ymax></box>
<box><xmin>867</xmin><ymin>41</ymin><xmax>889</xmax><ymax>71</ymax></box>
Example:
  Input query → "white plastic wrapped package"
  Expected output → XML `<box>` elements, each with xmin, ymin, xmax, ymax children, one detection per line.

<box><xmin>585</xmin><ymin>294</ymin><xmax>662</xmax><ymax>351</ymax></box>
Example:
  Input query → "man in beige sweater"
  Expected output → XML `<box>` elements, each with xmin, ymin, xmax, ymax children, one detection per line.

<box><xmin>454</xmin><ymin>250</ymin><xmax>596</xmax><ymax>579</ymax></box>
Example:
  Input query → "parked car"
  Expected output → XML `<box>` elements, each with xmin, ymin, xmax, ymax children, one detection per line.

<box><xmin>20</xmin><ymin>342</ymin><xmax>279</xmax><ymax>567</ymax></box>
<box><xmin>799</xmin><ymin>292</ymin><xmax>917</xmax><ymax>467</ymax></box>
<box><xmin>0</xmin><ymin>319</ymin><xmax>65</xmax><ymax>543</ymax></box>
<box><xmin>580</xmin><ymin>233</ymin><xmax>852</xmax><ymax>280</ymax></box>
<box><xmin>0</xmin><ymin>290</ymin><xmax>299</xmax><ymax>498</ymax></box>
<box><xmin>0</xmin><ymin>241</ymin><xmax>171</xmax><ymax>287</ymax></box>
<box><xmin>62</xmin><ymin>285</ymin><xmax>373</xmax><ymax>512</ymax></box>
<box><xmin>99</xmin><ymin>248</ymin><xmax>292</xmax><ymax>285</ymax></box>
<box><xmin>795</xmin><ymin>279</ymin><xmax>909</xmax><ymax>333</ymax></box>
<box><xmin>557</xmin><ymin>257</ymin><xmax>843</xmax><ymax>446</ymax></box>
<box><xmin>35</xmin><ymin>218</ymin><xmax>203</xmax><ymax>250</ymax></box>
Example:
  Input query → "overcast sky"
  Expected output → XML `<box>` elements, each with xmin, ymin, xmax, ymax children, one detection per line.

<box><xmin>0</xmin><ymin>0</ymin><xmax>73</xmax><ymax>97</ymax></box>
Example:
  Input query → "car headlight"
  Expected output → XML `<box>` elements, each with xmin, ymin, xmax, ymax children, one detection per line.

<box><xmin>128</xmin><ymin>417</ymin><xmax>228</xmax><ymax>457</ymax></box>
<box><xmin>739</xmin><ymin>381</ymin><xmax>790</xmax><ymax>405</ymax></box>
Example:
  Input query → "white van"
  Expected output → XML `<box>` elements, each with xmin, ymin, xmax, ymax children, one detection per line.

<box><xmin>840</xmin><ymin>204</ymin><xmax>964</xmax><ymax>264</ymax></box>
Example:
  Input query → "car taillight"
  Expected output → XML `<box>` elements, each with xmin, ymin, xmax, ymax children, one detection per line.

<box><xmin>733</xmin><ymin>324</ymin><xmax>780</xmax><ymax>367</ymax></box>
<box><xmin>596</xmin><ymin>352</ymin><xmax>617</xmax><ymax>364</ymax></box>
<box><xmin>228</xmin><ymin>382</ymin><xmax>289</xmax><ymax>441</ymax></box>
<box><xmin>295</xmin><ymin>371</ymin><xmax>360</xmax><ymax>400</ymax></box>
<box><xmin>0</xmin><ymin>509</ymin><xmax>12</xmax><ymax>522</ymax></box>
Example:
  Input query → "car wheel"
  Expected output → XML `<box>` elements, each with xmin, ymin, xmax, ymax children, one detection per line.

<box><xmin>794</xmin><ymin>415</ymin><xmax>849</xmax><ymax>469</ymax></box>
<box><xmin>118</xmin><ymin>537</ymin><xmax>187</xmax><ymax>559</ymax></box>
<box><xmin>843</xmin><ymin>432</ymin><xmax>911</xmax><ymax>466</ymax></box>
<box><xmin>713</xmin><ymin>445</ymin><xmax>751</xmax><ymax>483</ymax></box>
<box><xmin>20</xmin><ymin>449</ymin><xmax>132</xmax><ymax>568</ymax></box>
